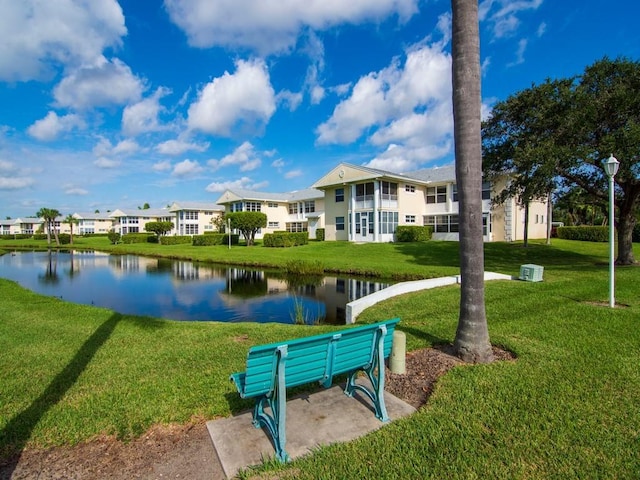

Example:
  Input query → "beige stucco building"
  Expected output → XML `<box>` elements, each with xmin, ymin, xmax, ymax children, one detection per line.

<box><xmin>215</xmin><ymin>188</ymin><xmax>325</xmax><ymax>240</ymax></box>
<box><xmin>312</xmin><ymin>162</ymin><xmax>548</xmax><ymax>243</ymax></box>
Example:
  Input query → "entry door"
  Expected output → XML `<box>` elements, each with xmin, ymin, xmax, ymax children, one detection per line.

<box><xmin>361</xmin><ymin>216</ymin><xmax>368</xmax><ymax>238</ymax></box>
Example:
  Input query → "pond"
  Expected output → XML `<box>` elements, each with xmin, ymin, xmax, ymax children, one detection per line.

<box><xmin>0</xmin><ymin>250</ymin><xmax>391</xmax><ymax>324</ymax></box>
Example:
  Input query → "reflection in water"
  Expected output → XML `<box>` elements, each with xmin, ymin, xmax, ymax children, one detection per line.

<box><xmin>1</xmin><ymin>251</ymin><xmax>391</xmax><ymax>324</ymax></box>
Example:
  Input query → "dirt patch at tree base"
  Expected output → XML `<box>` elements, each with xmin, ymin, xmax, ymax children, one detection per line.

<box><xmin>1</xmin><ymin>345</ymin><xmax>515</xmax><ymax>480</ymax></box>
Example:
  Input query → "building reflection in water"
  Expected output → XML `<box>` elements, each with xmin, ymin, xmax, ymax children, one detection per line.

<box><xmin>2</xmin><ymin>251</ymin><xmax>391</xmax><ymax>325</ymax></box>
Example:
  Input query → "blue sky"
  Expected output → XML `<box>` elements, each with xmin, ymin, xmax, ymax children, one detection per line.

<box><xmin>1</xmin><ymin>0</ymin><xmax>638</xmax><ymax>218</ymax></box>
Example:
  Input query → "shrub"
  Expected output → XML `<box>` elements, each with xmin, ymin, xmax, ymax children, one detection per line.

<box><xmin>263</xmin><ymin>231</ymin><xmax>309</xmax><ymax>247</ymax></box>
<box><xmin>2</xmin><ymin>234</ymin><xmax>33</xmax><ymax>240</ymax></box>
<box><xmin>556</xmin><ymin>226</ymin><xmax>609</xmax><ymax>242</ymax></box>
<box><xmin>159</xmin><ymin>235</ymin><xmax>191</xmax><ymax>245</ymax></box>
<box><xmin>284</xmin><ymin>259</ymin><xmax>324</xmax><ymax>275</ymax></box>
<box><xmin>315</xmin><ymin>228</ymin><xmax>325</xmax><ymax>241</ymax></box>
<box><xmin>57</xmin><ymin>233</ymin><xmax>71</xmax><ymax>245</ymax></box>
<box><xmin>633</xmin><ymin>223</ymin><xmax>640</xmax><ymax>243</ymax></box>
<box><xmin>121</xmin><ymin>233</ymin><xmax>154</xmax><ymax>244</ymax></box>
<box><xmin>107</xmin><ymin>230</ymin><xmax>121</xmax><ymax>244</ymax></box>
<box><xmin>396</xmin><ymin>225</ymin><xmax>433</xmax><ymax>242</ymax></box>
<box><xmin>192</xmin><ymin>234</ymin><xmax>240</xmax><ymax>246</ymax></box>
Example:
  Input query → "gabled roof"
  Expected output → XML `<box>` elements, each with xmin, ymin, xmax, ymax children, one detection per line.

<box><xmin>312</xmin><ymin>162</ymin><xmax>431</xmax><ymax>189</ymax></box>
<box><xmin>403</xmin><ymin>164</ymin><xmax>456</xmax><ymax>183</ymax></box>
<box><xmin>215</xmin><ymin>188</ymin><xmax>323</xmax><ymax>205</ymax></box>
<box><xmin>73</xmin><ymin>212</ymin><xmax>113</xmax><ymax>221</ymax></box>
<box><xmin>109</xmin><ymin>208</ymin><xmax>173</xmax><ymax>218</ymax></box>
<box><xmin>168</xmin><ymin>201</ymin><xmax>226</xmax><ymax>212</ymax></box>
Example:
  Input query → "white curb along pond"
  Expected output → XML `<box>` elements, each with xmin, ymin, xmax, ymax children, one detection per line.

<box><xmin>345</xmin><ymin>272</ymin><xmax>514</xmax><ymax>324</ymax></box>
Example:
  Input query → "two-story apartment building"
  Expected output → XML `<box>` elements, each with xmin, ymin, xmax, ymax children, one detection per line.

<box><xmin>312</xmin><ymin>162</ymin><xmax>548</xmax><ymax>243</ymax></box>
<box><xmin>215</xmin><ymin>188</ymin><xmax>325</xmax><ymax>240</ymax></box>
<box><xmin>109</xmin><ymin>208</ymin><xmax>176</xmax><ymax>235</ymax></box>
<box><xmin>168</xmin><ymin>202</ymin><xmax>226</xmax><ymax>236</ymax></box>
<box><xmin>0</xmin><ymin>217</ymin><xmax>43</xmax><ymax>236</ymax></box>
<box><xmin>72</xmin><ymin>212</ymin><xmax>115</xmax><ymax>235</ymax></box>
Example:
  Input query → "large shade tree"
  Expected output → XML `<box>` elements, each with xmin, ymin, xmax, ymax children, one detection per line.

<box><xmin>450</xmin><ymin>0</ymin><xmax>493</xmax><ymax>363</ymax></box>
<box><xmin>482</xmin><ymin>57</ymin><xmax>640</xmax><ymax>264</ymax></box>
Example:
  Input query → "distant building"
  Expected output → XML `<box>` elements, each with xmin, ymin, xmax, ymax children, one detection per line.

<box><xmin>168</xmin><ymin>201</ymin><xmax>226</xmax><ymax>236</ymax></box>
<box><xmin>215</xmin><ymin>188</ymin><xmax>325</xmax><ymax>240</ymax></box>
<box><xmin>109</xmin><ymin>208</ymin><xmax>176</xmax><ymax>235</ymax></box>
<box><xmin>72</xmin><ymin>212</ymin><xmax>114</xmax><ymax>235</ymax></box>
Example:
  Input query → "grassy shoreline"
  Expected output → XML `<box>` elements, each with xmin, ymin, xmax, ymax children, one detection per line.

<box><xmin>1</xmin><ymin>239</ymin><xmax>638</xmax><ymax>478</ymax></box>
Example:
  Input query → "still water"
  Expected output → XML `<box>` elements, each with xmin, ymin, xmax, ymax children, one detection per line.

<box><xmin>0</xmin><ymin>250</ymin><xmax>391</xmax><ymax>324</ymax></box>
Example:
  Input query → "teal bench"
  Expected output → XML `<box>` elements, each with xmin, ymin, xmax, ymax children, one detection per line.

<box><xmin>230</xmin><ymin>318</ymin><xmax>400</xmax><ymax>462</ymax></box>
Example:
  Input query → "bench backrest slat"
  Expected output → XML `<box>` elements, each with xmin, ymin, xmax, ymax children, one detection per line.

<box><xmin>237</xmin><ymin>318</ymin><xmax>399</xmax><ymax>398</ymax></box>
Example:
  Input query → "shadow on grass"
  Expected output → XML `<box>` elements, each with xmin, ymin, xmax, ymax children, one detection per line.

<box><xmin>0</xmin><ymin>313</ymin><xmax>122</xmax><ymax>476</ymax></box>
<box><xmin>398</xmin><ymin>325</ymin><xmax>449</xmax><ymax>347</ymax></box>
<box><xmin>393</xmin><ymin>240</ymin><xmax>606</xmax><ymax>274</ymax></box>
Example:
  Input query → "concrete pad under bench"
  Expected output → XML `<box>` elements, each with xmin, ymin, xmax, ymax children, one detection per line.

<box><xmin>207</xmin><ymin>384</ymin><xmax>416</xmax><ymax>479</ymax></box>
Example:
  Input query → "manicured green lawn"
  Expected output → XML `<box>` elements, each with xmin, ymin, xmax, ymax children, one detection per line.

<box><xmin>0</xmin><ymin>239</ymin><xmax>638</xmax><ymax>478</ymax></box>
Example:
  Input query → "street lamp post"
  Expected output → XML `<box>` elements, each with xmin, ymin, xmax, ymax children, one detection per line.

<box><xmin>604</xmin><ymin>154</ymin><xmax>620</xmax><ymax>308</ymax></box>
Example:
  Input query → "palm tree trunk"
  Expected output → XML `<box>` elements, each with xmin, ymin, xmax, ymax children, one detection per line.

<box><xmin>451</xmin><ymin>0</ymin><xmax>493</xmax><ymax>363</ymax></box>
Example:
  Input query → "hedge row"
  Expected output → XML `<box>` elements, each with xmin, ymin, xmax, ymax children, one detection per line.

<box><xmin>315</xmin><ymin>228</ymin><xmax>325</xmax><ymax>241</ymax></box>
<box><xmin>192</xmin><ymin>233</ymin><xmax>240</xmax><ymax>246</ymax></box>
<box><xmin>396</xmin><ymin>225</ymin><xmax>433</xmax><ymax>242</ymax></box>
<box><xmin>121</xmin><ymin>233</ymin><xmax>154</xmax><ymax>244</ymax></box>
<box><xmin>263</xmin><ymin>231</ymin><xmax>309</xmax><ymax>247</ymax></box>
<box><xmin>159</xmin><ymin>235</ymin><xmax>192</xmax><ymax>245</ymax></box>
<box><xmin>556</xmin><ymin>226</ymin><xmax>609</xmax><ymax>242</ymax></box>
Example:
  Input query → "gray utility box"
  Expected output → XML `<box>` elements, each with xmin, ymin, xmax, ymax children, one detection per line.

<box><xmin>519</xmin><ymin>264</ymin><xmax>544</xmax><ymax>282</ymax></box>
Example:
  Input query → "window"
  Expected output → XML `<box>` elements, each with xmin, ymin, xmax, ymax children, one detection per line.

<box><xmin>286</xmin><ymin>222</ymin><xmax>307</xmax><ymax>232</ymax></box>
<box><xmin>380</xmin><ymin>181</ymin><xmax>398</xmax><ymax>201</ymax></box>
<box><xmin>304</xmin><ymin>201</ymin><xmax>315</xmax><ymax>213</ymax></box>
<box><xmin>288</xmin><ymin>203</ymin><xmax>299</xmax><ymax>214</ymax></box>
<box><xmin>336</xmin><ymin>216</ymin><xmax>345</xmax><ymax>231</ymax></box>
<box><xmin>185</xmin><ymin>224</ymin><xmax>198</xmax><ymax>235</ymax></box>
<box><xmin>245</xmin><ymin>202</ymin><xmax>261</xmax><ymax>212</ymax></box>
<box><xmin>268</xmin><ymin>202</ymin><xmax>278</xmax><ymax>208</ymax></box>
<box><xmin>335</xmin><ymin>188</ymin><xmax>344</xmax><ymax>202</ymax></box>
<box><xmin>424</xmin><ymin>215</ymin><xmax>458</xmax><ymax>233</ymax></box>
<box><xmin>452</xmin><ymin>184</ymin><xmax>458</xmax><ymax>202</ymax></box>
<box><xmin>405</xmin><ymin>215</ymin><xmax>416</xmax><ymax>223</ymax></box>
<box><xmin>231</xmin><ymin>202</ymin><xmax>243</xmax><ymax>212</ymax></box>
<box><xmin>482</xmin><ymin>182</ymin><xmax>491</xmax><ymax>200</ymax></box>
<box><xmin>355</xmin><ymin>182</ymin><xmax>374</xmax><ymax>200</ymax></box>
<box><xmin>426</xmin><ymin>186</ymin><xmax>447</xmax><ymax>204</ymax></box>
<box><xmin>268</xmin><ymin>221</ymin><xmax>279</xmax><ymax>229</ymax></box>
<box><xmin>405</xmin><ymin>184</ymin><xmax>416</xmax><ymax>193</ymax></box>
<box><xmin>184</xmin><ymin>211</ymin><xmax>198</xmax><ymax>220</ymax></box>
<box><xmin>379</xmin><ymin>211</ymin><xmax>398</xmax><ymax>234</ymax></box>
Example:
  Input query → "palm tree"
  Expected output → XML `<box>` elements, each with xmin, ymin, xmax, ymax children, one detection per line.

<box><xmin>451</xmin><ymin>0</ymin><xmax>493</xmax><ymax>363</ymax></box>
<box><xmin>36</xmin><ymin>208</ymin><xmax>61</xmax><ymax>246</ymax></box>
<box><xmin>64</xmin><ymin>214</ymin><xmax>78</xmax><ymax>245</ymax></box>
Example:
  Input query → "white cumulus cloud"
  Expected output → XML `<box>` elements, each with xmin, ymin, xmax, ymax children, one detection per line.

<box><xmin>0</xmin><ymin>0</ymin><xmax>126</xmax><ymax>82</ymax></box>
<box><xmin>122</xmin><ymin>87</ymin><xmax>171</xmax><ymax>136</ymax></box>
<box><xmin>156</xmin><ymin>138</ymin><xmax>209</xmax><ymax>155</ymax></box>
<box><xmin>208</xmin><ymin>141</ymin><xmax>263</xmax><ymax>172</ymax></box>
<box><xmin>187</xmin><ymin>59</ymin><xmax>276</xmax><ymax>137</ymax></box>
<box><xmin>205</xmin><ymin>176</ymin><xmax>268</xmax><ymax>193</ymax></box>
<box><xmin>27</xmin><ymin>111</ymin><xmax>84</xmax><ymax>141</ymax></box>
<box><xmin>164</xmin><ymin>0</ymin><xmax>419</xmax><ymax>54</ymax></box>
<box><xmin>54</xmin><ymin>57</ymin><xmax>145</xmax><ymax>110</ymax></box>
<box><xmin>172</xmin><ymin>159</ymin><xmax>204</xmax><ymax>177</ymax></box>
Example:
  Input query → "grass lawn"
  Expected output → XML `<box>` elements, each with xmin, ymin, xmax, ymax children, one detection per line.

<box><xmin>0</xmin><ymin>238</ymin><xmax>638</xmax><ymax>478</ymax></box>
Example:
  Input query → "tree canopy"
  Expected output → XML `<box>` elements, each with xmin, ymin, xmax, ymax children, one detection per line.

<box><xmin>145</xmin><ymin>221</ymin><xmax>174</xmax><ymax>238</ymax></box>
<box><xmin>226</xmin><ymin>211</ymin><xmax>267</xmax><ymax>246</ymax></box>
<box><xmin>482</xmin><ymin>56</ymin><xmax>640</xmax><ymax>264</ymax></box>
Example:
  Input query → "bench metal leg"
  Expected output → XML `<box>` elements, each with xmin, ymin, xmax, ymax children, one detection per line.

<box><xmin>344</xmin><ymin>325</ymin><xmax>390</xmax><ymax>422</ymax></box>
<box><xmin>251</xmin><ymin>345</ymin><xmax>290</xmax><ymax>462</ymax></box>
